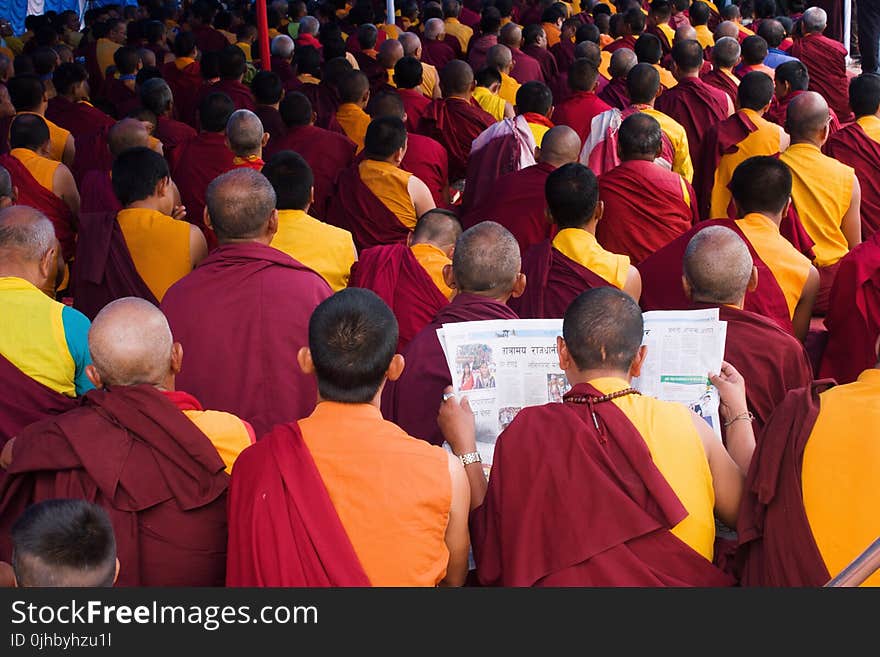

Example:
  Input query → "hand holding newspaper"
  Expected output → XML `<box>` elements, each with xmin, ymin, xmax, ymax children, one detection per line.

<box><xmin>437</xmin><ymin>309</ymin><xmax>727</xmax><ymax>466</ymax></box>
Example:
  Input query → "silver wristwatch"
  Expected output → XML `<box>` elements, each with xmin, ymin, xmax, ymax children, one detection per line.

<box><xmin>458</xmin><ymin>451</ymin><xmax>482</xmax><ymax>467</ymax></box>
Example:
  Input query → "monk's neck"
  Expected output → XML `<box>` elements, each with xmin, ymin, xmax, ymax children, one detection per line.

<box><xmin>217</xmin><ymin>236</ymin><xmax>274</xmax><ymax>246</ymax></box>
<box><xmin>691</xmin><ymin>296</ymin><xmax>744</xmax><ymax>310</ymax></box>
<box><xmin>789</xmin><ymin>137</ymin><xmax>823</xmax><ymax>149</ymax></box>
<box><xmin>677</xmin><ymin>72</ymin><xmax>701</xmax><ymax>81</ymax></box>
<box><xmin>456</xmin><ymin>290</ymin><xmax>512</xmax><ymax>305</ymax></box>
<box><xmin>447</xmin><ymin>94</ymin><xmax>472</xmax><ymax>102</ymax></box>
<box><xmin>567</xmin><ymin>368</ymin><xmax>632</xmax><ymax>386</ymax></box>
<box><xmin>125</xmin><ymin>199</ymin><xmax>169</xmax><ymax>214</ymax></box>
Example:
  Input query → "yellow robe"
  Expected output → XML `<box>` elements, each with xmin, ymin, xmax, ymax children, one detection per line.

<box><xmin>96</xmin><ymin>37</ymin><xmax>121</xmax><ymax>79</ymax></box>
<box><xmin>444</xmin><ymin>18</ymin><xmax>473</xmax><ymax>52</ymax></box>
<box><xmin>473</xmin><ymin>86</ymin><xmax>507</xmax><ymax>121</ymax></box>
<box><xmin>10</xmin><ymin>147</ymin><xmax>59</xmax><ymax>192</ymax></box>
<box><xmin>552</xmin><ymin>228</ymin><xmax>630</xmax><ymax>288</ymax></box>
<box><xmin>410</xmin><ymin>242</ymin><xmax>453</xmax><ymax>299</ymax></box>
<box><xmin>336</xmin><ymin>102</ymin><xmax>371</xmax><ymax>153</ymax></box>
<box><xmin>498</xmin><ymin>72</ymin><xmax>521</xmax><ymax>106</ymax></box>
<box><xmin>695</xmin><ymin>25</ymin><xmax>715</xmax><ymax>50</ymax></box>
<box><xmin>17</xmin><ymin>112</ymin><xmax>70</xmax><ymax>162</ymax></box>
<box><xmin>642</xmin><ymin>107</ymin><xmax>694</xmax><ymax>183</ymax></box>
<box><xmin>358</xmin><ymin>159</ymin><xmax>417</xmax><ymax>229</ymax></box>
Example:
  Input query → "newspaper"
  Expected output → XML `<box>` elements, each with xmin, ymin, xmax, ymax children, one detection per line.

<box><xmin>437</xmin><ymin>309</ymin><xmax>727</xmax><ymax>465</ymax></box>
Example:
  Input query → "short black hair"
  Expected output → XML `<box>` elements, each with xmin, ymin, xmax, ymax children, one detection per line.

<box><xmin>7</xmin><ymin>74</ymin><xmax>45</xmax><ymax>112</ymax></box>
<box><xmin>737</xmin><ymin>71</ymin><xmax>775</xmax><ymax>110</ymax></box>
<box><xmin>357</xmin><ymin>23</ymin><xmax>379</xmax><ymax>50</ymax></box>
<box><xmin>337</xmin><ymin>70</ymin><xmax>369</xmax><ymax>103</ymax></box>
<box><xmin>568</xmin><ymin>58</ymin><xmax>600</xmax><ymax>92</ymax></box>
<box><xmin>730</xmin><ymin>156</ymin><xmax>792</xmax><ymax>215</ymax></box>
<box><xmin>618</xmin><ymin>112</ymin><xmax>662</xmax><ymax>159</ymax></box>
<box><xmin>367</xmin><ymin>91</ymin><xmax>405</xmax><ymax>119</ymax></box>
<box><xmin>475</xmin><ymin>66</ymin><xmax>502</xmax><ymax>87</ymax></box>
<box><xmin>32</xmin><ymin>47</ymin><xmax>58</xmax><ymax>77</ymax></box>
<box><xmin>523</xmin><ymin>23</ymin><xmax>544</xmax><ymax>45</ymax></box>
<box><xmin>53</xmin><ymin>62</ymin><xmax>88</xmax><ymax>96</ymax></box>
<box><xmin>624</xmin><ymin>7</ymin><xmax>646</xmax><ymax>33</ymax></box>
<box><xmin>576</xmin><ymin>23</ymin><xmax>600</xmax><ymax>44</ymax></box>
<box><xmin>394</xmin><ymin>56</ymin><xmax>423</xmax><ymax>89</ymax></box>
<box><xmin>775</xmin><ymin>59</ymin><xmax>809</xmax><ymax>91</ymax></box>
<box><xmin>545</xmin><ymin>162</ymin><xmax>599</xmax><ymax>229</ymax></box>
<box><xmin>626</xmin><ymin>62</ymin><xmax>660</xmax><ymax>103</ymax></box>
<box><xmin>481</xmin><ymin>7</ymin><xmax>503</xmax><ymax>34</ymax></box>
<box><xmin>634</xmin><ymin>33</ymin><xmax>663</xmax><ymax>64</ymax></box>
<box><xmin>113</xmin><ymin>45</ymin><xmax>140</xmax><ymax>75</ymax></box>
<box><xmin>199</xmin><ymin>91</ymin><xmax>235</xmax><ymax>132</ymax></box>
<box><xmin>200</xmin><ymin>50</ymin><xmax>221</xmax><ymax>80</ymax></box>
<box><xmin>308</xmin><ymin>288</ymin><xmax>399</xmax><ymax>404</ymax></box>
<box><xmin>364</xmin><ymin>116</ymin><xmax>407</xmax><ymax>158</ymax></box>
<box><xmin>671</xmin><ymin>39</ymin><xmax>704</xmax><ymax>71</ymax></box>
<box><xmin>218</xmin><ymin>44</ymin><xmax>247</xmax><ymax>79</ymax></box>
<box><xmin>112</xmin><ymin>147</ymin><xmax>170</xmax><ymax>206</ymax></box>
<box><xmin>251</xmin><ymin>70</ymin><xmax>283</xmax><ymax>105</ymax></box>
<box><xmin>173</xmin><ymin>30</ymin><xmax>197</xmax><ymax>58</ymax></box>
<box><xmin>740</xmin><ymin>35</ymin><xmax>768</xmax><ymax>65</ymax></box>
<box><xmin>279</xmin><ymin>91</ymin><xmax>313</xmax><ymax>127</ymax></box>
<box><xmin>650</xmin><ymin>0</ymin><xmax>672</xmax><ymax>18</ymax></box>
<box><xmin>689</xmin><ymin>1</ymin><xmax>710</xmax><ymax>25</ymax></box>
<box><xmin>757</xmin><ymin>18</ymin><xmax>785</xmax><ymax>47</ymax></box>
<box><xmin>563</xmin><ymin>287</ymin><xmax>644</xmax><ymax>372</ymax></box>
<box><xmin>849</xmin><ymin>73</ymin><xmax>880</xmax><ymax>117</ymax></box>
<box><xmin>295</xmin><ymin>45</ymin><xmax>322</xmax><ymax>77</ymax></box>
<box><xmin>11</xmin><ymin>499</ymin><xmax>117</xmax><ymax>587</ymax></box>
<box><xmin>262</xmin><ymin>150</ymin><xmax>314</xmax><ymax>210</ymax></box>
<box><xmin>145</xmin><ymin>19</ymin><xmax>165</xmax><ymax>43</ymax></box>
<box><xmin>516</xmin><ymin>80</ymin><xmax>553</xmax><ymax>115</ymax></box>
<box><xmin>9</xmin><ymin>113</ymin><xmax>50</xmax><ymax>150</ymax></box>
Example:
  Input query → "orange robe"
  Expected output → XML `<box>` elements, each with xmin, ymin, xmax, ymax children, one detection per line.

<box><xmin>335</xmin><ymin>103</ymin><xmax>371</xmax><ymax>152</ymax></box>
<box><xmin>358</xmin><ymin>159</ymin><xmax>417</xmax><ymax>229</ymax></box>
<box><xmin>410</xmin><ymin>242</ymin><xmax>453</xmax><ymax>299</ymax></box>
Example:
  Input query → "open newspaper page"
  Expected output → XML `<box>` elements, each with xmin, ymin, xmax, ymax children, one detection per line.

<box><xmin>632</xmin><ymin>309</ymin><xmax>728</xmax><ymax>437</ymax></box>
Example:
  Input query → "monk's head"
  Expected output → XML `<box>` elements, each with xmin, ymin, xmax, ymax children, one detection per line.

<box><xmin>173</xmin><ymin>30</ymin><xmax>198</xmax><ymax>58</ymax></box>
<box><xmin>545</xmin><ymin>162</ymin><xmax>603</xmax><ymax>232</ymax></box>
<box><xmin>0</xmin><ymin>84</ymin><xmax>13</xmax><ymax>120</ymax></box>
<box><xmin>140</xmin><ymin>77</ymin><xmax>173</xmax><ymax>118</ymax></box>
<box><xmin>364</xmin><ymin>115</ymin><xmax>408</xmax><ymax>166</ymax></box>
<box><xmin>270</xmin><ymin>34</ymin><xmax>295</xmax><ymax>62</ymax></box>
<box><xmin>757</xmin><ymin>18</ymin><xmax>785</xmax><ymax>48</ymax></box>
<box><xmin>443</xmin><ymin>0</ymin><xmax>461</xmax><ymax>19</ymax></box>
<box><xmin>206</xmin><ymin>168</ymin><xmax>278</xmax><ymax>244</ymax></box>
<box><xmin>626</xmin><ymin>62</ymin><xmax>661</xmax><ymax>104</ymax></box>
<box><xmin>53</xmin><ymin>62</ymin><xmax>90</xmax><ymax>102</ymax></box>
<box><xmin>377</xmin><ymin>39</ymin><xmax>404</xmax><ymax>70</ymax></box>
<box><xmin>609</xmin><ymin>48</ymin><xmax>637</xmax><ymax>80</ymax></box>
<box><xmin>617</xmin><ymin>112</ymin><xmax>662</xmax><ymax>162</ymax></box>
<box><xmin>280</xmin><ymin>91</ymin><xmax>315</xmax><ymax>128</ymax></box>
<box><xmin>113</xmin><ymin>46</ymin><xmax>141</xmax><ymax>76</ymax></box>
<box><xmin>0</xmin><ymin>206</ymin><xmax>58</xmax><ymax>293</ymax></box>
<box><xmin>218</xmin><ymin>45</ymin><xmax>247</xmax><ymax>81</ymax></box>
<box><xmin>500</xmin><ymin>23</ymin><xmax>523</xmax><ymax>49</ymax></box>
<box><xmin>683</xmin><ymin>226</ymin><xmax>757</xmax><ymax>308</ymax></box>
<box><xmin>440</xmin><ymin>59</ymin><xmax>475</xmax><ymax>98</ymax></box>
<box><xmin>801</xmin><ymin>6</ymin><xmax>826</xmax><ymax>35</ymax></box>
<box><xmin>634</xmin><ymin>34</ymin><xmax>662</xmax><ymax>65</ymax></box>
<box><xmin>786</xmin><ymin>90</ymin><xmax>830</xmax><ymax>146</ymax></box>
<box><xmin>573</xmin><ymin>41</ymin><xmax>601</xmax><ymax>69</ymax></box>
<box><xmin>357</xmin><ymin>24</ymin><xmax>379</xmax><ymax>51</ymax></box>
<box><xmin>730</xmin><ymin>155</ymin><xmax>792</xmax><ymax>222</ymax></box>
<box><xmin>480</xmin><ymin>7</ymin><xmax>503</xmax><ymax>36</ymax></box>
<box><xmin>559</xmin><ymin>287</ymin><xmax>645</xmax><ymax>381</ymax></box>
<box><xmin>107</xmin><ymin>118</ymin><xmax>150</xmax><ymax>158</ymax></box>
<box><xmin>448</xmin><ymin>221</ymin><xmax>525</xmax><ymax>301</ymax></box>
<box><xmin>0</xmin><ymin>165</ymin><xmax>15</xmax><ymax>207</ymax></box>
<box><xmin>299</xmin><ymin>15</ymin><xmax>319</xmax><ymax>35</ymax></box>
<box><xmin>394</xmin><ymin>56</ymin><xmax>423</xmax><ymax>90</ymax></box>
<box><xmin>737</xmin><ymin>71</ymin><xmax>774</xmax><ymax>114</ymax></box>
<box><xmin>515</xmin><ymin>80</ymin><xmax>553</xmax><ymax>119</ymax></box>
<box><xmin>568</xmin><ymin>58</ymin><xmax>600</xmax><ymax>93</ymax></box>
<box><xmin>670</xmin><ymin>38</ymin><xmax>703</xmax><ymax>79</ymax></box>
<box><xmin>262</xmin><ymin>150</ymin><xmax>313</xmax><ymax>212</ymax></box>
<box><xmin>324</xmin><ymin>58</ymin><xmax>355</xmax><ymax>91</ymax></box>
<box><xmin>252</xmin><ymin>71</ymin><xmax>284</xmax><ymax>107</ymax></box>
<box><xmin>337</xmin><ymin>70</ymin><xmax>370</xmax><ymax>108</ymax></box>
<box><xmin>523</xmin><ymin>24</ymin><xmax>547</xmax><ymax>49</ymax></box>
<box><xmin>295</xmin><ymin>46</ymin><xmax>322</xmax><ymax>79</ymax></box>
<box><xmin>399</xmin><ymin>31</ymin><xmax>423</xmax><ymax>59</ymax></box>
<box><xmin>7</xmin><ymin>73</ymin><xmax>47</xmax><ymax>113</ymax></box>
<box><xmin>774</xmin><ymin>60</ymin><xmax>809</xmax><ymax>100</ymax></box>
<box><xmin>720</xmin><ymin>4</ymin><xmax>741</xmax><ymax>22</ymax></box>
<box><xmin>689</xmin><ymin>1</ymin><xmax>710</xmax><ymax>26</ymax></box>
<box><xmin>712</xmin><ymin>36</ymin><xmax>741</xmax><ymax>70</ymax></box>
<box><xmin>648</xmin><ymin>0</ymin><xmax>672</xmax><ymax>26</ymax></box>
<box><xmin>622</xmin><ymin>7</ymin><xmax>646</xmax><ymax>36</ymax></box>
<box><xmin>199</xmin><ymin>92</ymin><xmax>235</xmax><ymax>134</ymax></box>
<box><xmin>9</xmin><ymin>112</ymin><xmax>51</xmax><ymax>157</ymax></box>
<box><xmin>424</xmin><ymin>17</ymin><xmax>446</xmax><ymax>42</ymax></box>
<box><xmin>367</xmin><ymin>91</ymin><xmax>406</xmax><ymax>121</ymax></box>
<box><xmin>11</xmin><ymin>499</ymin><xmax>118</xmax><ymax>588</ymax></box>
<box><xmin>536</xmin><ymin>125</ymin><xmax>581</xmax><ymax>167</ymax></box>
<box><xmin>225</xmin><ymin>109</ymin><xmax>268</xmax><ymax>159</ymax></box>
<box><xmin>486</xmin><ymin>44</ymin><xmax>514</xmax><ymax>75</ymax></box>
<box><xmin>740</xmin><ymin>35</ymin><xmax>768</xmax><ymax>66</ymax></box>
<box><xmin>849</xmin><ymin>73</ymin><xmax>880</xmax><ymax>119</ymax></box>
<box><xmin>112</xmin><ymin>147</ymin><xmax>175</xmax><ymax>214</ymax></box>
<box><xmin>298</xmin><ymin>288</ymin><xmax>403</xmax><ymax>405</ymax></box>
<box><xmin>410</xmin><ymin>208</ymin><xmax>462</xmax><ymax>257</ymax></box>
<box><xmin>475</xmin><ymin>66</ymin><xmax>502</xmax><ymax>94</ymax></box>
<box><xmin>576</xmin><ymin>23</ymin><xmax>600</xmax><ymax>45</ymax></box>
<box><xmin>714</xmin><ymin>20</ymin><xmax>740</xmax><ymax>40</ymax></box>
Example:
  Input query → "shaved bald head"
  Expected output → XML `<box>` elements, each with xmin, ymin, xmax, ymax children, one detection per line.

<box><xmin>786</xmin><ymin>91</ymin><xmax>829</xmax><ymax>142</ymax></box>
<box><xmin>0</xmin><ymin>205</ymin><xmax>56</xmax><ymax>262</ymax></box>
<box><xmin>802</xmin><ymin>7</ymin><xmax>827</xmax><ymax>34</ymax></box>
<box><xmin>226</xmin><ymin>109</ymin><xmax>265</xmax><ymax>157</ymax></box>
<box><xmin>684</xmin><ymin>226</ymin><xmax>754</xmax><ymax>304</ymax></box>
<box><xmin>574</xmin><ymin>40</ymin><xmax>601</xmax><ymax>67</ymax></box>
<box><xmin>0</xmin><ymin>165</ymin><xmax>13</xmax><ymax>205</ymax></box>
<box><xmin>452</xmin><ymin>221</ymin><xmax>521</xmax><ymax>296</ymax></box>
<box><xmin>538</xmin><ymin>125</ymin><xmax>582</xmax><ymax>166</ymax></box>
<box><xmin>441</xmin><ymin>59</ymin><xmax>475</xmax><ymax>96</ymax></box>
<box><xmin>108</xmin><ymin>118</ymin><xmax>150</xmax><ymax>157</ymax></box>
<box><xmin>377</xmin><ymin>39</ymin><xmax>403</xmax><ymax>68</ymax></box>
<box><xmin>674</xmin><ymin>25</ymin><xmax>697</xmax><ymax>42</ymax></box>
<box><xmin>563</xmin><ymin>287</ymin><xmax>643</xmax><ymax>372</ymax></box>
<box><xmin>500</xmin><ymin>23</ymin><xmax>523</xmax><ymax>48</ymax></box>
<box><xmin>714</xmin><ymin>20</ymin><xmax>740</xmax><ymax>40</ymax></box>
<box><xmin>424</xmin><ymin>17</ymin><xmax>445</xmax><ymax>40</ymax></box>
<box><xmin>399</xmin><ymin>31</ymin><xmax>422</xmax><ymax>57</ymax></box>
<box><xmin>487</xmin><ymin>44</ymin><xmax>513</xmax><ymax>72</ymax></box>
<box><xmin>412</xmin><ymin>208</ymin><xmax>462</xmax><ymax>251</ymax></box>
<box><xmin>712</xmin><ymin>36</ymin><xmax>741</xmax><ymax>69</ymax></box>
<box><xmin>609</xmin><ymin>48</ymin><xmax>637</xmax><ymax>78</ymax></box>
<box><xmin>88</xmin><ymin>298</ymin><xmax>173</xmax><ymax>388</ymax></box>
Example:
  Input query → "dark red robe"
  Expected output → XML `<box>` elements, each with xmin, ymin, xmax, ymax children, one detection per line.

<box><xmin>155</xmin><ymin>115</ymin><xmax>197</xmax><ymax>161</ymax></box>
<box><xmin>646</xmin><ymin>23</ymin><xmax>673</xmax><ymax>55</ymax></box>
<box><xmin>509</xmin><ymin>47</ymin><xmax>544</xmax><ymax>83</ymax></box>
<box><xmin>226</xmin><ymin>422</ymin><xmax>371</xmax><ymax>586</ymax></box>
<box><xmin>700</xmin><ymin>68</ymin><xmax>739</xmax><ymax>106</ymax></box>
<box><xmin>270</xmin><ymin>55</ymin><xmax>298</xmax><ymax>90</ymax></box>
<box><xmin>819</xmin><ymin>232</ymin><xmax>880</xmax><ymax>385</ymax></box>
<box><xmin>598</xmin><ymin>76</ymin><xmax>630</xmax><ymax>110</ymax></box>
<box><xmin>70</xmin><ymin>126</ymin><xmax>113</xmax><ymax>187</ymax></box>
<box><xmin>298</xmin><ymin>82</ymin><xmax>349</xmax><ymax>134</ymax></box>
<box><xmin>418</xmin><ymin>97</ymin><xmax>496</xmax><ymax>181</ymax></box>
<box><xmin>789</xmin><ymin>33</ymin><xmax>853</xmax><ymax>123</ymax></box>
<box><xmin>737</xmin><ymin>383</ymin><xmax>835</xmax><ymax>586</ymax></box>
<box><xmin>552</xmin><ymin>91</ymin><xmax>613</xmax><ymax>144</ymax></box>
<box><xmin>402</xmin><ymin>133</ymin><xmax>448</xmax><ymax>206</ymax></box>
<box><xmin>766</xmin><ymin>89</ymin><xmax>842</xmax><ymax>135</ymax></box>
<box><xmin>73</xmin><ymin>211</ymin><xmax>158</xmax><ymax>320</ymax></box>
<box><xmin>0</xmin><ymin>385</ymin><xmax>230</xmax><ymax>587</ymax></box>
<box><xmin>598</xmin><ymin>159</ymin><xmax>697</xmax><ymax>264</ymax></box>
<box><xmin>397</xmin><ymin>88</ymin><xmax>431</xmax><ymax>134</ymax></box>
<box><xmin>461</xmin><ymin>161</ymin><xmax>556</xmax><ymax>256</ymax></box>
<box><xmin>193</xmin><ymin>25</ymin><xmax>229</xmax><ymax>53</ymax></box>
<box><xmin>45</xmin><ymin>96</ymin><xmax>115</xmax><ymax>141</ymax></box>
<box><xmin>0</xmin><ymin>153</ymin><xmax>76</xmax><ymax>262</ymax></box>
<box><xmin>352</xmin><ymin>51</ymin><xmax>390</xmax><ymax>96</ymax></box>
<box><xmin>470</xmin><ymin>383</ymin><xmax>735</xmax><ymax>586</ymax></box>
<box><xmin>79</xmin><ymin>169</ymin><xmax>120</xmax><ymax>215</ymax></box>
<box><xmin>254</xmin><ymin>105</ymin><xmax>286</xmax><ymax>150</ymax></box>
<box><xmin>163</xmin><ymin>60</ymin><xmax>203</xmax><ymax>128</ymax></box>
<box><xmin>161</xmin><ymin>242</ymin><xmax>331</xmax><ymax>436</ymax></box>
<box><xmin>603</xmin><ymin>34</ymin><xmax>637</xmax><ymax>53</ymax></box>
<box><xmin>467</xmin><ymin>34</ymin><xmax>498</xmax><ymax>71</ymax></box>
<box><xmin>511</xmin><ymin>239</ymin><xmax>612</xmax><ymax>319</ymax></box>
<box><xmin>0</xmin><ymin>353</ymin><xmax>77</xmax><ymax>447</ymax></box>
<box><xmin>824</xmin><ymin>122</ymin><xmax>880</xmax><ymax>238</ymax></box>
<box><xmin>349</xmin><ymin>243</ymin><xmax>450</xmax><ymax>351</ymax></box>
<box><xmin>103</xmin><ymin>77</ymin><xmax>139</xmax><ymax>118</ymax></box>
<box><xmin>381</xmin><ymin>294</ymin><xmax>518</xmax><ymax>446</ymax></box>
<box><xmin>264</xmin><ymin>124</ymin><xmax>356</xmax><ymax>221</ymax></box>
<box><xmin>170</xmin><ymin>131</ymin><xmax>235</xmax><ymax>240</ymax></box>
<box><xmin>550</xmin><ymin>38</ymin><xmax>576</xmax><ymax>73</ymax></box>
<box><xmin>422</xmin><ymin>38</ymin><xmax>456</xmax><ymax>70</ymax></box>
<box><xmin>522</xmin><ymin>44</ymin><xmax>560</xmax><ymax>85</ymax></box>
<box><xmin>196</xmin><ymin>78</ymin><xmax>257</xmax><ymax>114</ymax></box>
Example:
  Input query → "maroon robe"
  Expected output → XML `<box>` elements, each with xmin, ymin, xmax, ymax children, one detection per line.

<box><xmin>270</xmin><ymin>55</ymin><xmax>298</xmax><ymax>90</ymax></box>
<box><xmin>422</xmin><ymin>38</ymin><xmax>456</xmax><ymax>70</ymax></box>
<box><xmin>170</xmin><ymin>131</ymin><xmax>235</xmax><ymax>239</ymax></box>
<box><xmin>226</xmin><ymin>422</ymin><xmax>371</xmax><ymax>586</ymax></box>
<box><xmin>352</xmin><ymin>51</ymin><xmax>390</xmax><ymax>96</ymax></box>
<box><xmin>299</xmin><ymin>82</ymin><xmax>344</xmax><ymax>131</ymax></box>
<box><xmin>0</xmin><ymin>385</ymin><xmax>230</xmax><ymax>587</ymax></box>
<box><xmin>163</xmin><ymin>60</ymin><xmax>203</xmax><ymax>128</ymax></box>
<box><xmin>552</xmin><ymin>91</ymin><xmax>613</xmax><ymax>144</ymax></box>
<box><xmin>637</xmin><ymin>220</ymin><xmax>794</xmax><ymax>334</ymax></box>
<box><xmin>510</xmin><ymin>47</ymin><xmax>544</xmax><ymax>83</ymax></box>
<box><xmin>381</xmin><ymin>294</ymin><xmax>518</xmax><ymax>446</ymax></box>
<box><xmin>700</xmin><ymin>68</ymin><xmax>739</xmax><ymax>106</ymax></box>
<box><xmin>155</xmin><ymin>115</ymin><xmax>197</xmax><ymax>161</ymax></box>
<box><xmin>349</xmin><ymin>243</ymin><xmax>450</xmax><ymax>351</ymax></box>
<box><xmin>103</xmin><ymin>77</ymin><xmax>139</xmax><ymax>118</ymax></box>
<box><xmin>461</xmin><ymin>161</ymin><xmax>556</xmax><ymax>255</ymax></box>
<box><xmin>161</xmin><ymin>242</ymin><xmax>331</xmax><ymax>437</ymax></box>
<box><xmin>198</xmin><ymin>78</ymin><xmax>257</xmax><ymax>114</ymax></box>
<box><xmin>824</xmin><ymin>122</ymin><xmax>880</xmax><ymax>238</ymax></box>
<box><xmin>0</xmin><ymin>353</ymin><xmax>77</xmax><ymax>447</ymax></box>
<box><xmin>265</xmin><ymin>124</ymin><xmax>356</xmax><ymax>221</ymax></box>
<box><xmin>789</xmin><ymin>33</ymin><xmax>853</xmax><ymax>123</ymax></box>
<box><xmin>255</xmin><ymin>105</ymin><xmax>286</xmax><ymax>149</ymax></box>
<box><xmin>512</xmin><ymin>239</ymin><xmax>612</xmax><ymax>319</ymax></box>
<box><xmin>550</xmin><ymin>39</ymin><xmax>576</xmax><ymax>74</ymax></box>
<box><xmin>522</xmin><ymin>43</ymin><xmax>560</xmax><ymax>85</ymax></box>
<box><xmin>598</xmin><ymin>159</ymin><xmax>698</xmax><ymax>264</ymax></box>
<box><xmin>598</xmin><ymin>76</ymin><xmax>630</xmax><ymax>110</ymax></box>
<box><xmin>603</xmin><ymin>34</ymin><xmax>637</xmax><ymax>53</ymax></box>
<box><xmin>73</xmin><ymin>211</ymin><xmax>158</xmax><ymax>320</ymax></box>
<box><xmin>78</xmin><ymin>169</ymin><xmax>121</xmax><ymax>215</ymax></box>
<box><xmin>193</xmin><ymin>25</ymin><xmax>229</xmax><ymax>53</ymax></box>
<box><xmin>402</xmin><ymin>133</ymin><xmax>449</xmax><ymax>206</ymax></box>
<box><xmin>468</xmin><ymin>34</ymin><xmax>498</xmax><ymax>71</ymax></box>
<box><xmin>819</xmin><ymin>233</ymin><xmax>880</xmax><ymax>385</ymax></box>
<box><xmin>737</xmin><ymin>383</ymin><xmax>834</xmax><ymax>586</ymax></box>
<box><xmin>418</xmin><ymin>97</ymin><xmax>496</xmax><ymax>181</ymax></box>
<box><xmin>70</xmin><ymin>126</ymin><xmax>114</xmax><ymax>188</ymax></box>
<box><xmin>45</xmin><ymin>96</ymin><xmax>115</xmax><ymax>141</ymax></box>
<box><xmin>0</xmin><ymin>153</ymin><xmax>76</xmax><ymax>262</ymax></box>
<box><xmin>646</xmin><ymin>23</ymin><xmax>673</xmax><ymax>55</ymax></box>
<box><xmin>470</xmin><ymin>383</ymin><xmax>735</xmax><ymax>586</ymax></box>
<box><xmin>397</xmin><ymin>88</ymin><xmax>431</xmax><ymax>134</ymax></box>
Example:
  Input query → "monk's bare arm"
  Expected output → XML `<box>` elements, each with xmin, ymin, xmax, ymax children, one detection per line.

<box><xmin>623</xmin><ymin>266</ymin><xmax>641</xmax><ymax>302</ymax></box>
<box><xmin>841</xmin><ymin>175</ymin><xmax>862</xmax><ymax>250</ymax></box>
<box><xmin>53</xmin><ymin>164</ymin><xmax>80</xmax><ymax>220</ymax></box>
<box><xmin>691</xmin><ymin>414</ymin><xmax>743</xmax><ymax>528</ymax></box>
<box><xmin>0</xmin><ymin>437</ymin><xmax>14</xmax><ymax>469</ymax></box>
<box><xmin>792</xmin><ymin>266</ymin><xmax>819</xmax><ymax>342</ymax></box>
<box><xmin>62</xmin><ymin>134</ymin><xmax>75</xmax><ymax>167</ymax></box>
<box><xmin>725</xmin><ymin>94</ymin><xmax>735</xmax><ymax>118</ymax></box>
<box><xmin>431</xmin><ymin>70</ymin><xmax>442</xmax><ymax>99</ymax></box>
<box><xmin>778</xmin><ymin>126</ymin><xmax>790</xmax><ymax>153</ymax></box>
<box><xmin>438</xmin><ymin>388</ymin><xmax>488</xmax><ymax>510</ymax></box>
<box><xmin>503</xmin><ymin>102</ymin><xmax>515</xmax><ymax>119</ymax></box>
<box><xmin>189</xmin><ymin>225</ymin><xmax>209</xmax><ymax>269</ymax></box>
<box><xmin>439</xmin><ymin>452</ymin><xmax>470</xmax><ymax>587</ymax></box>
<box><xmin>171</xmin><ymin>179</ymin><xmax>183</xmax><ymax>207</ymax></box>
<box><xmin>408</xmin><ymin>175</ymin><xmax>437</xmax><ymax>219</ymax></box>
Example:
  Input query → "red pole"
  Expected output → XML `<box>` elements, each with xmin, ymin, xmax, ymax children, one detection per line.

<box><xmin>256</xmin><ymin>0</ymin><xmax>271</xmax><ymax>71</ymax></box>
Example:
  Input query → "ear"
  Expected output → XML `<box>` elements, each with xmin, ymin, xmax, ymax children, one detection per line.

<box><xmin>593</xmin><ymin>199</ymin><xmax>604</xmax><ymax>223</ymax></box>
<box><xmin>113</xmin><ymin>558</ymin><xmax>120</xmax><ymax>585</ymax></box>
<box><xmin>386</xmin><ymin>353</ymin><xmax>405</xmax><ymax>382</ymax></box>
<box><xmin>297</xmin><ymin>346</ymin><xmax>316</xmax><ymax>375</ymax></box>
<box><xmin>170</xmin><ymin>342</ymin><xmax>183</xmax><ymax>376</ymax></box>
<box><xmin>310</xmin><ymin>111</ymin><xmax>317</xmax><ymax>125</ymax></box>
<box><xmin>224</xmin><ymin>136</ymin><xmax>232</xmax><ymax>151</ymax></box>
<box><xmin>266</xmin><ymin>209</ymin><xmax>279</xmax><ymax>238</ymax></box>
<box><xmin>442</xmin><ymin>263</ymin><xmax>456</xmax><ymax>289</ymax></box>
<box><xmin>38</xmin><ymin>245</ymin><xmax>57</xmax><ymax>284</ymax></box>
<box><xmin>557</xmin><ymin>335</ymin><xmax>574</xmax><ymax>370</ymax></box>
<box><xmin>309</xmin><ymin>186</ymin><xmax>315</xmax><ymax>206</ymax></box>
<box><xmin>85</xmin><ymin>364</ymin><xmax>103</xmax><ymax>389</ymax></box>
<box><xmin>682</xmin><ymin>273</ymin><xmax>693</xmax><ymax>300</ymax></box>
<box><xmin>546</xmin><ymin>105</ymin><xmax>554</xmax><ymax>120</ymax></box>
<box><xmin>534</xmin><ymin>145</ymin><xmax>543</xmax><ymax>162</ymax></box>
<box><xmin>511</xmin><ymin>272</ymin><xmax>526</xmax><ymax>298</ymax></box>
<box><xmin>261</xmin><ymin>131</ymin><xmax>270</xmax><ymax>147</ymax></box>
<box><xmin>406</xmin><ymin>231</ymin><xmax>413</xmax><ymax>247</ymax></box>
<box><xmin>747</xmin><ymin>265</ymin><xmax>758</xmax><ymax>292</ymax></box>
<box><xmin>203</xmin><ymin>206</ymin><xmax>212</xmax><ymax>229</ymax></box>
<box><xmin>628</xmin><ymin>344</ymin><xmax>648</xmax><ymax>378</ymax></box>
